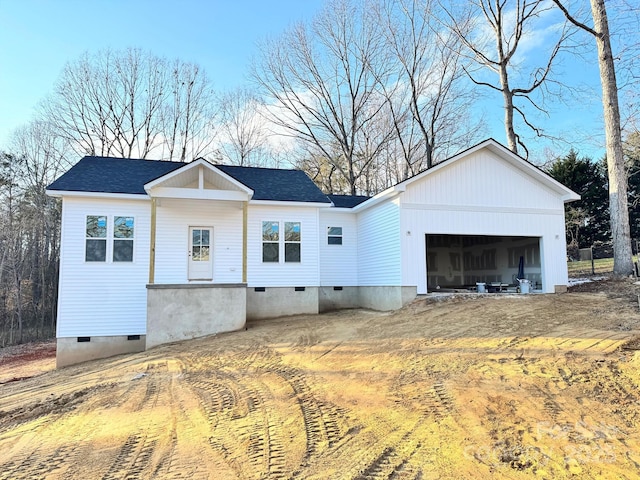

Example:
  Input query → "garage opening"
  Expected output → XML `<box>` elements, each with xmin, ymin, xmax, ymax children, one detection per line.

<box><xmin>425</xmin><ymin>234</ymin><xmax>542</xmax><ymax>292</ymax></box>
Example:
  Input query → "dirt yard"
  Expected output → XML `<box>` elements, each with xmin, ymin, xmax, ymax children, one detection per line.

<box><xmin>1</xmin><ymin>278</ymin><xmax>640</xmax><ymax>479</ymax></box>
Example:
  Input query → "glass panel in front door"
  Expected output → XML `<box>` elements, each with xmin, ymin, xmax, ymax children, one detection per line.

<box><xmin>192</xmin><ymin>228</ymin><xmax>210</xmax><ymax>262</ymax></box>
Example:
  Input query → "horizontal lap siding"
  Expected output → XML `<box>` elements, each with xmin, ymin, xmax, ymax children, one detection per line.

<box><xmin>357</xmin><ymin>199</ymin><xmax>401</xmax><ymax>286</ymax></box>
<box><xmin>154</xmin><ymin>199</ymin><xmax>243</xmax><ymax>284</ymax></box>
<box><xmin>247</xmin><ymin>205</ymin><xmax>320</xmax><ymax>287</ymax></box>
<box><xmin>399</xmin><ymin>149</ymin><xmax>569</xmax><ymax>294</ymax></box>
<box><xmin>319</xmin><ymin>211</ymin><xmax>358</xmax><ymax>286</ymax></box>
<box><xmin>57</xmin><ymin>197</ymin><xmax>151</xmax><ymax>337</ymax></box>
<box><xmin>401</xmin><ymin>150</ymin><xmax>562</xmax><ymax>209</ymax></box>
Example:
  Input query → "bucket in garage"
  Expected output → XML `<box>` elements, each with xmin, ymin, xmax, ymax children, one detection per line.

<box><xmin>476</xmin><ymin>282</ymin><xmax>486</xmax><ymax>293</ymax></box>
<box><xmin>519</xmin><ymin>279</ymin><xmax>530</xmax><ymax>294</ymax></box>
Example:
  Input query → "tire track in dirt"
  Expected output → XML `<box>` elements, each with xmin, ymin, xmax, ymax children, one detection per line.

<box><xmin>0</xmin><ymin>385</ymin><xmax>114</xmax><ymax>480</ymax></box>
<box><xmin>98</xmin><ymin>360</ymin><xmax>179</xmax><ymax>480</ymax></box>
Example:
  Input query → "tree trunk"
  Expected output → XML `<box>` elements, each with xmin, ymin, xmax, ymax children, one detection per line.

<box><xmin>591</xmin><ymin>0</ymin><xmax>634</xmax><ymax>275</ymax></box>
<box><xmin>499</xmin><ymin>66</ymin><xmax>518</xmax><ymax>154</ymax></box>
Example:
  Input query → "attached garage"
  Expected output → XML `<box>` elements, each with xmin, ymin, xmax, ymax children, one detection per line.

<box><xmin>354</xmin><ymin>139</ymin><xmax>580</xmax><ymax>296</ymax></box>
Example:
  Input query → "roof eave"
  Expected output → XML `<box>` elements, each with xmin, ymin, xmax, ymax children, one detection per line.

<box><xmin>45</xmin><ymin>190</ymin><xmax>149</xmax><ymax>200</ymax></box>
<box><xmin>250</xmin><ymin>199</ymin><xmax>332</xmax><ymax>208</ymax></box>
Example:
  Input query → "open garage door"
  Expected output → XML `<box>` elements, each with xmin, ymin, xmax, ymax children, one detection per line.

<box><xmin>425</xmin><ymin>234</ymin><xmax>542</xmax><ymax>292</ymax></box>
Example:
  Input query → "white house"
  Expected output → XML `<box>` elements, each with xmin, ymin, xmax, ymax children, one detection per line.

<box><xmin>47</xmin><ymin>139</ymin><xmax>580</xmax><ymax>367</ymax></box>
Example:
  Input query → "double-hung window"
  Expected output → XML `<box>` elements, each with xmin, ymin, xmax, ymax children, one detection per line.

<box><xmin>262</xmin><ymin>221</ymin><xmax>280</xmax><ymax>262</ymax></box>
<box><xmin>113</xmin><ymin>216</ymin><xmax>135</xmax><ymax>262</ymax></box>
<box><xmin>86</xmin><ymin>215</ymin><xmax>107</xmax><ymax>262</ymax></box>
<box><xmin>262</xmin><ymin>221</ymin><xmax>301</xmax><ymax>263</ymax></box>
<box><xmin>284</xmin><ymin>222</ymin><xmax>301</xmax><ymax>262</ymax></box>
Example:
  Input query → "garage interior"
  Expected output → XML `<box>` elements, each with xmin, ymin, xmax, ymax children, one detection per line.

<box><xmin>425</xmin><ymin>234</ymin><xmax>542</xmax><ymax>293</ymax></box>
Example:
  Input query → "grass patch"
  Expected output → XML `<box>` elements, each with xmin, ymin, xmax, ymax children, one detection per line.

<box><xmin>567</xmin><ymin>256</ymin><xmax>638</xmax><ymax>276</ymax></box>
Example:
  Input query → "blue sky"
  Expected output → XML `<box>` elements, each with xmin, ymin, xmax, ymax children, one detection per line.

<box><xmin>0</xmin><ymin>0</ymin><xmax>613</xmax><ymax>162</ymax></box>
<box><xmin>0</xmin><ymin>0</ymin><xmax>323</xmax><ymax>145</ymax></box>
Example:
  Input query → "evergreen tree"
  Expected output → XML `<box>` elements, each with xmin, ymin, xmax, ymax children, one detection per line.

<box><xmin>547</xmin><ymin>150</ymin><xmax>609</xmax><ymax>249</ymax></box>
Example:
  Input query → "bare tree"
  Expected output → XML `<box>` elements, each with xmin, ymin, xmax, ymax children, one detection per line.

<box><xmin>252</xmin><ymin>0</ymin><xmax>394</xmax><ymax>194</ymax></box>
<box><xmin>0</xmin><ymin>122</ymin><xmax>68</xmax><ymax>344</ymax></box>
<box><xmin>217</xmin><ymin>88</ymin><xmax>270</xmax><ymax>166</ymax></box>
<box><xmin>441</xmin><ymin>0</ymin><xmax>573</xmax><ymax>157</ymax></box>
<box><xmin>161</xmin><ymin>61</ymin><xmax>218</xmax><ymax>162</ymax></box>
<box><xmin>41</xmin><ymin>48</ymin><xmax>217</xmax><ymax>161</ymax></box>
<box><xmin>552</xmin><ymin>0</ymin><xmax>634</xmax><ymax>274</ymax></box>
<box><xmin>375</xmin><ymin>0</ymin><xmax>483</xmax><ymax>173</ymax></box>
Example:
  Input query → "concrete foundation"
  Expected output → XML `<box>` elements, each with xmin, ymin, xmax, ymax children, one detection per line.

<box><xmin>358</xmin><ymin>286</ymin><xmax>418</xmax><ymax>311</ymax></box>
<box><xmin>247</xmin><ymin>287</ymin><xmax>319</xmax><ymax>320</ymax></box>
<box><xmin>146</xmin><ymin>283</ymin><xmax>246</xmax><ymax>348</ymax></box>
<box><xmin>318</xmin><ymin>287</ymin><xmax>361</xmax><ymax>312</ymax></box>
<box><xmin>554</xmin><ymin>285</ymin><xmax>568</xmax><ymax>293</ymax></box>
<box><xmin>57</xmin><ymin>284</ymin><xmax>419</xmax><ymax>367</ymax></box>
<box><xmin>56</xmin><ymin>335</ymin><xmax>146</xmax><ymax>368</ymax></box>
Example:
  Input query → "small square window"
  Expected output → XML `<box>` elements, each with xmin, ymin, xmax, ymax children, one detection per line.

<box><xmin>328</xmin><ymin>226</ymin><xmax>342</xmax><ymax>245</ymax></box>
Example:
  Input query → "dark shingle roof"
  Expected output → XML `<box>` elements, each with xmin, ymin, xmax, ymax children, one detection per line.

<box><xmin>327</xmin><ymin>194</ymin><xmax>370</xmax><ymax>208</ymax></box>
<box><xmin>216</xmin><ymin>164</ymin><xmax>331</xmax><ymax>203</ymax></box>
<box><xmin>48</xmin><ymin>156</ymin><xmax>332</xmax><ymax>204</ymax></box>
<box><xmin>47</xmin><ymin>156</ymin><xmax>185</xmax><ymax>195</ymax></box>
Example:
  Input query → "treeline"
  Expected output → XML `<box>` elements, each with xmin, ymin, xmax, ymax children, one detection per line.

<box><xmin>0</xmin><ymin>123</ymin><xmax>68</xmax><ymax>345</ymax></box>
<box><xmin>546</xmin><ymin>131</ymin><xmax>640</xmax><ymax>257</ymax></box>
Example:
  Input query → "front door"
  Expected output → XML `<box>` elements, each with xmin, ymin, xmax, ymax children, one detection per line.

<box><xmin>188</xmin><ymin>226</ymin><xmax>213</xmax><ymax>280</ymax></box>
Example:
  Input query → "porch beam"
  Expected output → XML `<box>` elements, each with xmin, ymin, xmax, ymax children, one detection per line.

<box><xmin>242</xmin><ymin>201</ymin><xmax>248</xmax><ymax>283</ymax></box>
<box><xmin>149</xmin><ymin>198</ymin><xmax>157</xmax><ymax>284</ymax></box>
<box><xmin>149</xmin><ymin>187</ymin><xmax>249</xmax><ymax>202</ymax></box>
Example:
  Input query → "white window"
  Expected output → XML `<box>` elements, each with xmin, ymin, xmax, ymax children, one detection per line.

<box><xmin>85</xmin><ymin>215</ymin><xmax>107</xmax><ymax>262</ymax></box>
<box><xmin>262</xmin><ymin>221</ymin><xmax>279</xmax><ymax>262</ymax></box>
<box><xmin>327</xmin><ymin>226</ymin><xmax>342</xmax><ymax>245</ymax></box>
<box><xmin>262</xmin><ymin>221</ymin><xmax>301</xmax><ymax>263</ymax></box>
<box><xmin>113</xmin><ymin>216</ymin><xmax>134</xmax><ymax>262</ymax></box>
<box><xmin>284</xmin><ymin>222</ymin><xmax>301</xmax><ymax>262</ymax></box>
<box><xmin>85</xmin><ymin>215</ymin><xmax>134</xmax><ymax>263</ymax></box>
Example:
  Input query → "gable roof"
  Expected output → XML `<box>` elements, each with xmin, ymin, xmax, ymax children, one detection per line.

<box><xmin>215</xmin><ymin>164</ymin><xmax>331</xmax><ymax>203</ymax></box>
<box><xmin>47</xmin><ymin>156</ymin><xmax>185</xmax><ymax>195</ymax></box>
<box><xmin>401</xmin><ymin>138</ymin><xmax>580</xmax><ymax>200</ymax></box>
<box><xmin>327</xmin><ymin>194</ymin><xmax>370</xmax><ymax>208</ymax></box>
<box><xmin>353</xmin><ymin>138</ymin><xmax>580</xmax><ymax>211</ymax></box>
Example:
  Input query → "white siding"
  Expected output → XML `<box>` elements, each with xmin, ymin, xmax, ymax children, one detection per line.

<box><xmin>357</xmin><ymin>199</ymin><xmax>401</xmax><ymax>286</ymax></box>
<box><xmin>154</xmin><ymin>198</ymin><xmax>243</xmax><ymax>284</ymax></box>
<box><xmin>398</xmin><ymin>148</ymin><xmax>569</xmax><ymax>294</ymax></box>
<box><xmin>57</xmin><ymin>197</ymin><xmax>151</xmax><ymax>337</ymax></box>
<box><xmin>247</xmin><ymin>205</ymin><xmax>320</xmax><ymax>287</ymax></box>
<box><xmin>401</xmin><ymin>149</ymin><xmax>562</xmax><ymax>209</ymax></box>
<box><xmin>318</xmin><ymin>210</ymin><xmax>358</xmax><ymax>286</ymax></box>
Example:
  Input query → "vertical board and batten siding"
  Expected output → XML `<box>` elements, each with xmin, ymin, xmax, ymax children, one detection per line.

<box><xmin>154</xmin><ymin>198</ymin><xmax>243</xmax><ymax>284</ymax></box>
<box><xmin>357</xmin><ymin>198</ymin><xmax>402</xmax><ymax>286</ymax></box>
<box><xmin>57</xmin><ymin>196</ymin><xmax>151</xmax><ymax>337</ymax></box>
<box><xmin>246</xmin><ymin>204</ymin><xmax>321</xmax><ymax>287</ymax></box>
<box><xmin>318</xmin><ymin>210</ymin><xmax>358</xmax><ymax>286</ymax></box>
<box><xmin>399</xmin><ymin>149</ymin><xmax>569</xmax><ymax>294</ymax></box>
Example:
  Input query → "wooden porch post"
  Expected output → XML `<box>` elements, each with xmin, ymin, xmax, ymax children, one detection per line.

<box><xmin>242</xmin><ymin>201</ymin><xmax>248</xmax><ymax>283</ymax></box>
<box><xmin>149</xmin><ymin>197</ymin><xmax>157</xmax><ymax>284</ymax></box>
